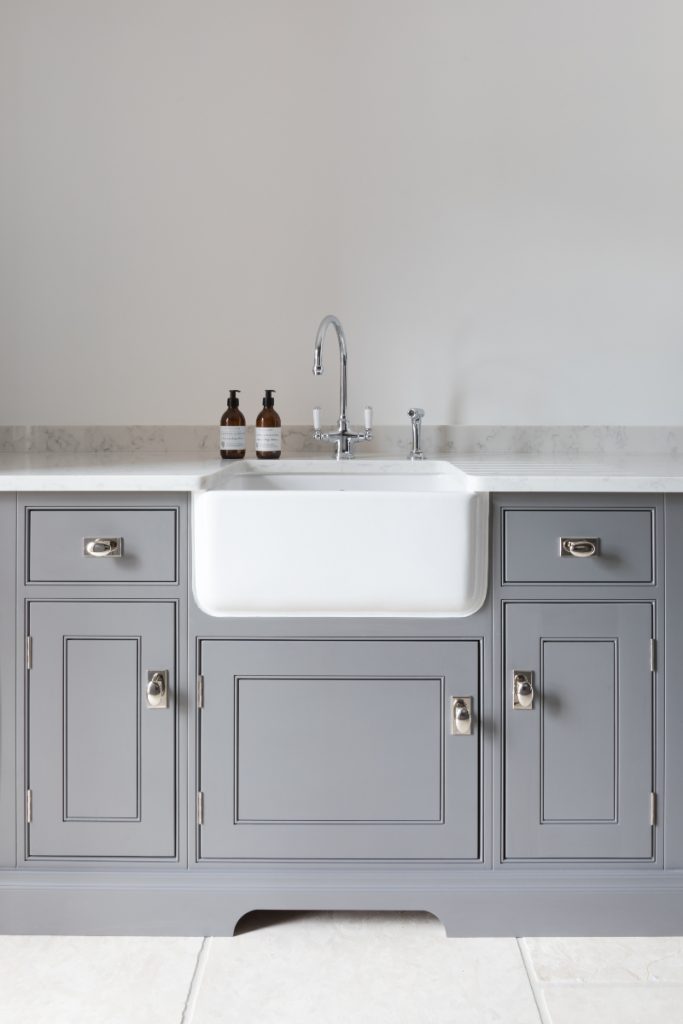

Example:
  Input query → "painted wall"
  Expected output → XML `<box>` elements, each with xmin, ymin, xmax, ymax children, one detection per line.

<box><xmin>1</xmin><ymin>1</ymin><xmax>682</xmax><ymax>426</ymax></box>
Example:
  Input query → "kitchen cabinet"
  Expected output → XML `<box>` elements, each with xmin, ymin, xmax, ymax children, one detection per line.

<box><xmin>503</xmin><ymin>601</ymin><xmax>654</xmax><ymax>860</ymax></box>
<box><xmin>26</xmin><ymin>601</ymin><xmax>177</xmax><ymax>859</ymax></box>
<box><xmin>0</xmin><ymin>487</ymin><xmax>676</xmax><ymax>937</ymax></box>
<box><xmin>17</xmin><ymin>494</ymin><xmax>184</xmax><ymax>864</ymax></box>
<box><xmin>197</xmin><ymin>639</ymin><xmax>480</xmax><ymax>860</ymax></box>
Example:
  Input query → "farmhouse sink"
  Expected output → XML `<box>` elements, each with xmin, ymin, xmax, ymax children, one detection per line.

<box><xmin>192</xmin><ymin>459</ymin><xmax>488</xmax><ymax>617</ymax></box>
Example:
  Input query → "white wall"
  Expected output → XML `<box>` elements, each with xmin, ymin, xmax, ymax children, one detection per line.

<box><xmin>2</xmin><ymin>0</ymin><xmax>682</xmax><ymax>427</ymax></box>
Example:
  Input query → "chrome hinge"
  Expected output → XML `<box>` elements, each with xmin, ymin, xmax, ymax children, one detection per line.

<box><xmin>26</xmin><ymin>789</ymin><xmax>32</xmax><ymax>824</ymax></box>
<box><xmin>650</xmin><ymin>639</ymin><xmax>657</xmax><ymax>673</ymax></box>
<box><xmin>197</xmin><ymin>792</ymin><xmax>204</xmax><ymax>826</ymax></box>
<box><xmin>197</xmin><ymin>674</ymin><xmax>204</xmax><ymax>710</ymax></box>
<box><xmin>25</xmin><ymin>636</ymin><xmax>32</xmax><ymax>671</ymax></box>
<box><xmin>650</xmin><ymin>792</ymin><xmax>657</xmax><ymax>827</ymax></box>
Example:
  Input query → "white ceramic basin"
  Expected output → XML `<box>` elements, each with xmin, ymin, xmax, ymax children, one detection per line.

<box><xmin>192</xmin><ymin>459</ymin><xmax>488</xmax><ymax>617</ymax></box>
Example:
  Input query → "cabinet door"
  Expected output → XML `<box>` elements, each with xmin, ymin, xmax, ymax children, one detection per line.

<box><xmin>198</xmin><ymin>640</ymin><xmax>480</xmax><ymax>860</ymax></box>
<box><xmin>504</xmin><ymin>603</ymin><xmax>654</xmax><ymax>860</ymax></box>
<box><xmin>27</xmin><ymin>602</ymin><xmax>176</xmax><ymax>859</ymax></box>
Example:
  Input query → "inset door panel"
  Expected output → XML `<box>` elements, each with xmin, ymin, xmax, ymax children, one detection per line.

<box><xmin>27</xmin><ymin>602</ymin><xmax>176</xmax><ymax>859</ymax></box>
<box><xmin>504</xmin><ymin>603</ymin><xmax>654</xmax><ymax>860</ymax></box>
<box><xmin>236</xmin><ymin>676</ymin><xmax>442</xmax><ymax>823</ymax></box>
<box><xmin>198</xmin><ymin>640</ymin><xmax>480</xmax><ymax>859</ymax></box>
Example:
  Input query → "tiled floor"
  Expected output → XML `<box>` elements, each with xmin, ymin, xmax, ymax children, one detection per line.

<box><xmin>1</xmin><ymin>915</ymin><xmax>683</xmax><ymax>1023</ymax></box>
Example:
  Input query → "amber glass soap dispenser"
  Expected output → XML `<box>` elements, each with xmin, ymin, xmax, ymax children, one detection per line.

<box><xmin>255</xmin><ymin>389</ymin><xmax>281</xmax><ymax>459</ymax></box>
<box><xmin>220</xmin><ymin>389</ymin><xmax>246</xmax><ymax>459</ymax></box>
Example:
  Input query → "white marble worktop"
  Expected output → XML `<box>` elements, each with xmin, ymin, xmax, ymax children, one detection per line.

<box><xmin>0</xmin><ymin>450</ymin><xmax>683</xmax><ymax>492</ymax></box>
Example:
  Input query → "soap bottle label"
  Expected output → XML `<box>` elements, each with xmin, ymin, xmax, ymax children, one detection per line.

<box><xmin>255</xmin><ymin>427</ymin><xmax>282</xmax><ymax>452</ymax></box>
<box><xmin>220</xmin><ymin>425</ymin><xmax>246</xmax><ymax>450</ymax></box>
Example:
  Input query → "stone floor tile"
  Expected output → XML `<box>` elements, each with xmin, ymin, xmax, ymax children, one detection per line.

<box><xmin>189</xmin><ymin>911</ymin><xmax>542</xmax><ymax>1024</ymax></box>
<box><xmin>522</xmin><ymin>936</ymin><xmax>683</xmax><ymax>984</ymax></box>
<box><xmin>542</xmin><ymin>984</ymin><xmax>683</xmax><ymax>1024</ymax></box>
<box><xmin>0</xmin><ymin>935</ymin><xmax>202</xmax><ymax>1024</ymax></box>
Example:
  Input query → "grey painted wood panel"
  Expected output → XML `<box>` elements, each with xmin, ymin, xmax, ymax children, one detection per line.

<box><xmin>64</xmin><ymin>638</ymin><xmax>139</xmax><ymax>820</ymax></box>
<box><xmin>0</xmin><ymin>495</ymin><xmax>16</xmax><ymax>867</ymax></box>
<box><xmin>198</xmin><ymin>639</ymin><xmax>480</xmax><ymax>860</ymax></box>
<box><xmin>236</xmin><ymin>677</ymin><xmax>443</xmax><ymax>822</ymax></box>
<box><xmin>27</xmin><ymin>508</ymin><xmax>177</xmax><ymax>583</ymax></box>
<box><xmin>664</xmin><ymin>495</ymin><xmax>683</xmax><ymax>867</ymax></box>
<box><xmin>27</xmin><ymin>602</ymin><xmax>177</xmax><ymax>859</ymax></box>
<box><xmin>504</xmin><ymin>508</ymin><xmax>654</xmax><ymax>584</ymax></box>
<box><xmin>504</xmin><ymin>602</ymin><xmax>654</xmax><ymax>860</ymax></box>
<box><xmin>542</xmin><ymin>640</ymin><xmax>616</xmax><ymax>822</ymax></box>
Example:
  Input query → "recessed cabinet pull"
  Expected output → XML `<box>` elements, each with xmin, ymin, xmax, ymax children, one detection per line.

<box><xmin>560</xmin><ymin>537</ymin><xmax>598</xmax><ymax>558</ymax></box>
<box><xmin>513</xmin><ymin>671</ymin><xmax>534</xmax><ymax>710</ymax></box>
<box><xmin>146</xmin><ymin>670</ymin><xmax>169</xmax><ymax>709</ymax></box>
<box><xmin>83</xmin><ymin>537</ymin><xmax>122</xmax><ymax>558</ymax></box>
<box><xmin>451</xmin><ymin>697</ymin><xmax>473</xmax><ymax>735</ymax></box>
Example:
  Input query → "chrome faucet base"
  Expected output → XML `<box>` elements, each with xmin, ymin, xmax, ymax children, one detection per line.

<box><xmin>313</xmin><ymin>428</ymin><xmax>372</xmax><ymax>460</ymax></box>
<box><xmin>408</xmin><ymin>407</ymin><xmax>426</xmax><ymax>461</ymax></box>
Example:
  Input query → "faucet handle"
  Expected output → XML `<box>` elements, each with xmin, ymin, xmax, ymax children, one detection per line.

<box><xmin>364</xmin><ymin>406</ymin><xmax>373</xmax><ymax>430</ymax></box>
<box><xmin>313</xmin><ymin>407</ymin><xmax>321</xmax><ymax>431</ymax></box>
<box><xmin>408</xmin><ymin>407</ymin><xmax>425</xmax><ymax>421</ymax></box>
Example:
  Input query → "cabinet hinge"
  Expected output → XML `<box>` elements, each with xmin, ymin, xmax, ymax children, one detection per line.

<box><xmin>197</xmin><ymin>792</ymin><xmax>204</xmax><ymax>826</ymax></box>
<box><xmin>650</xmin><ymin>639</ymin><xmax>657</xmax><ymax>673</ymax></box>
<box><xmin>650</xmin><ymin>792</ymin><xmax>657</xmax><ymax>827</ymax></box>
<box><xmin>25</xmin><ymin>636</ymin><xmax>32</xmax><ymax>671</ymax></box>
<box><xmin>26</xmin><ymin>789</ymin><xmax>32</xmax><ymax>824</ymax></box>
<box><xmin>197</xmin><ymin>675</ymin><xmax>204</xmax><ymax>710</ymax></box>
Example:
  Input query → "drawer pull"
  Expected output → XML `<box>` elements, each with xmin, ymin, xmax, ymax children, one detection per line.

<box><xmin>560</xmin><ymin>537</ymin><xmax>598</xmax><ymax>558</ymax></box>
<box><xmin>83</xmin><ymin>537</ymin><xmax>122</xmax><ymax>558</ymax></box>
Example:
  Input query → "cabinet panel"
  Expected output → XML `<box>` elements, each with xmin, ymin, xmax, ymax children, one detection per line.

<box><xmin>236</xmin><ymin>676</ymin><xmax>442</xmax><ymax>823</ymax></box>
<box><xmin>27</xmin><ymin>602</ymin><xmax>176</xmax><ymax>859</ymax></box>
<box><xmin>198</xmin><ymin>640</ymin><xmax>480</xmax><ymax>860</ymax></box>
<box><xmin>504</xmin><ymin>603</ymin><xmax>654</xmax><ymax>860</ymax></box>
<box><xmin>27</xmin><ymin>508</ymin><xmax>177</xmax><ymax>583</ymax></box>
<box><xmin>504</xmin><ymin>508</ymin><xmax>654</xmax><ymax>584</ymax></box>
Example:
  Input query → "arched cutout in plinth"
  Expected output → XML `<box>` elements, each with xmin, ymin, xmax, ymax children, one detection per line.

<box><xmin>232</xmin><ymin>909</ymin><xmax>445</xmax><ymax>937</ymax></box>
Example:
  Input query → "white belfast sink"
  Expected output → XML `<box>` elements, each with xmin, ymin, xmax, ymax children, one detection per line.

<box><xmin>192</xmin><ymin>459</ymin><xmax>489</xmax><ymax>617</ymax></box>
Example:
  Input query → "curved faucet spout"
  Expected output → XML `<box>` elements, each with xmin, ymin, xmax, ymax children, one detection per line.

<box><xmin>313</xmin><ymin>314</ymin><xmax>349</xmax><ymax>432</ymax></box>
<box><xmin>311</xmin><ymin>314</ymin><xmax>372</xmax><ymax>459</ymax></box>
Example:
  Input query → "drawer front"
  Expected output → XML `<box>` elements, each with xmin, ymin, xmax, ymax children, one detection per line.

<box><xmin>503</xmin><ymin>507</ymin><xmax>654</xmax><ymax>584</ymax></box>
<box><xmin>27</xmin><ymin>508</ymin><xmax>177</xmax><ymax>583</ymax></box>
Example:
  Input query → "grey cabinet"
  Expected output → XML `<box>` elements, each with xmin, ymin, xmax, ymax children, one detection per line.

<box><xmin>504</xmin><ymin>602</ymin><xmax>654</xmax><ymax>860</ymax></box>
<box><xmin>197</xmin><ymin>639</ymin><xmax>480</xmax><ymax>860</ymax></box>
<box><xmin>26</xmin><ymin>601</ymin><xmax>177</xmax><ymax>859</ymax></box>
<box><xmin>503</xmin><ymin>508</ymin><xmax>654</xmax><ymax>584</ymax></box>
<box><xmin>26</xmin><ymin>507</ymin><xmax>178</xmax><ymax>584</ymax></box>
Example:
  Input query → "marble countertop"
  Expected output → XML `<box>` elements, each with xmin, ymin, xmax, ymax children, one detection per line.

<box><xmin>0</xmin><ymin>451</ymin><xmax>683</xmax><ymax>492</ymax></box>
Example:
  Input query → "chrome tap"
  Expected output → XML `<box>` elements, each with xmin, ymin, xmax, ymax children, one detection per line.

<box><xmin>408</xmin><ymin>407</ymin><xmax>425</xmax><ymax>460</ymax></box>
<box><xmin>312</xmin><ymin>314</ymin><xmax>372</xmax><ymax>459</ymax></box>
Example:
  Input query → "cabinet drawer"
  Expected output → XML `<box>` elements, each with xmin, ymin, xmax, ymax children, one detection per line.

<box><xmin>27</xmin><ymin>508</ymin><xmax>177</xmax><ymax>583</ymax></box>
<box><xmin>503</xmin><ymin>507</ymin><xmax>654</xmax><ymax>584</ymax></box>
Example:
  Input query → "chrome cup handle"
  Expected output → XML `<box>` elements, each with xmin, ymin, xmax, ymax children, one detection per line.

<box><xmin>83</xmin><ymin>537</ymin><xmax>122</xmax><ymax>558</ymax></box>
<box><xmin>560</xmin><ymin>538</ymin><xmax>598</xmax><ymax>558</ymax></box>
